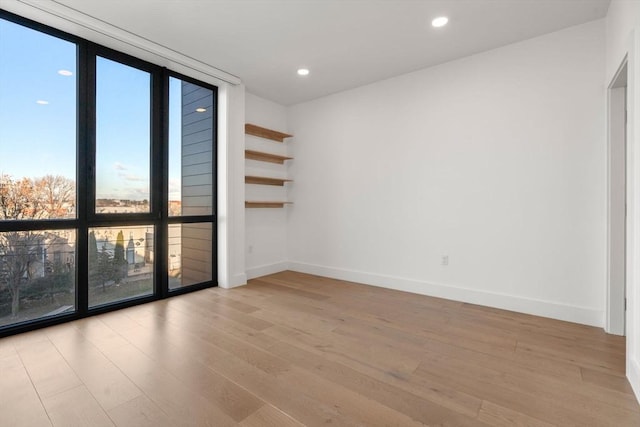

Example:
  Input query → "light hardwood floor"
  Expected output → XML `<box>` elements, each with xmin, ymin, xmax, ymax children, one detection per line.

<box><xmin>1</xmin><ymin>271</ymin><xmax>638</xmax><ymax>426</ymax></box>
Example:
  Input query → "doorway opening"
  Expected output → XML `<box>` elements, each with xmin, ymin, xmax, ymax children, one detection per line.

<box><xmin>607</xmin><ymin>59</ymin><xmax>628</xmax><ymax>336</ymax></box>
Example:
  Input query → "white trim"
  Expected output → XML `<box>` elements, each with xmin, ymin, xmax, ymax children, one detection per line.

<box><xmin>626</xmin><ymin>26</ymin><xmax>640</xmax><ymax>406</ymax></box>
<box><xmin>216</xmin><ymin>85</ymin><xmax>231</xmax><ymax>289</ymax></box>
<box><xmin>220</xmin><ymin>273</ymin><xmax>247</xmax><ymax>289</ymax></box>
<box><xmin>606</xmin><ymin>67</ymin><xmax>628</xmax><ymax>336</ymax></box>
<box><xmin>631</xmin><ymin>358</ymin><xmax>640</xmax><ymax>403</ymax></box>
<box><xmin>247</xmin><ymin>262</ymin><xmax>288</xmax><ymax>280</ymax></box>
<box><xmin>0</xmin><ymin>0</ymin><xmax>241</xmax><ymax>86</ymax></box>
<box><xmin>288</xmin><ymin>261</ymin><xmax>604</xmax><ymax>327</ymax></box>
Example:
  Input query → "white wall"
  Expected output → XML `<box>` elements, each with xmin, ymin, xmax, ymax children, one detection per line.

<box><xmin>606</xmin><ymin>0</ymin><xmax>640</xmax><ymax>80</ymax></box>
<box><xmin>287</xmin><ymin>20</ymin><xmax>606</xmax><ymax>326</ymax></box>
<box><xmin>244</xmin><ymin>93</ymin><xmax>290</xmax><ymax>278</ymax></box>
<box><xmin>217</xmin><ymin>83</ymin><xmax>247</xmax><ymax>288</ymax></box>
<box><xmin>606</xmin><ymin>0</ymin><xmax>640</xmax><ymax>404</ymax></box>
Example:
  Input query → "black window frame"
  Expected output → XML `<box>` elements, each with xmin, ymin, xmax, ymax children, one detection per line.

<box><xmin>0</xmin><ymin>10</ymin><xmax>218</xmax><ymax>337</ymax></box>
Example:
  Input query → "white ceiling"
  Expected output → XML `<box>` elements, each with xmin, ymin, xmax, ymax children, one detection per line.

<box><xmin>53</xmin><ymin>0</ymin><xmax>611</xmax><ymax>105</ymax></box>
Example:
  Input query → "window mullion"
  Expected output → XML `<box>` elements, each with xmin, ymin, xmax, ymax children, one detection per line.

<box><xmin>76</xmin><ymin>41</ymin><xmax>93</xmax><ymax>315</ymax></box>
<box><xmin>155</xmin><ymin>68</ymin><xmax>169</xmax><ymax>299</ymax></box>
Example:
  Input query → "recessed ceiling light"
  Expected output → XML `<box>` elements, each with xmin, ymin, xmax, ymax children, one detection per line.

<box><xmin>297</xmin><ymin>68</ymin><xmax>310</xmax><ymax>76</ymax></box>
<box><xmin>195</xmin><ymin>107</ymin><xmax>207</xmax><ymax>113</ymax></box>
<box><xmin>36</xmin><ymin>100</ymin><xmax>49</xmax><ymax>105</ymax></box>
<box><xmin>432</xmin><ymin>16</ymin><xmax>449</xmax><ymax>28</ymax></box>
<box><xmin>58</xmin><ymin>69</ymin><xmax>73</xmax><ymax>76</ymax></box>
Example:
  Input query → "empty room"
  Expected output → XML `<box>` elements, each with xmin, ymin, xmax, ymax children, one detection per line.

<box><xmin>1</xmin><ymin>0</ymin><xmax>639</xmax><ymax>425</ymax></box>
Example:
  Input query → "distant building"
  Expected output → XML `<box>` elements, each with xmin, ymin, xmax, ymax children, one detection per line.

<box><xmin>126</xmin><ymin>233</ymin><xmax>135</xmax><ymax>265</ymax></box>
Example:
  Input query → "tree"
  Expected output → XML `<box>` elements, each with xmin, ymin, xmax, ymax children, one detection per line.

<box><xmin>88</xmin><ymin>231</ymin><xmax>99</xmax><ymax>285</ymax></box>
<box><xmin>95</xmin><ymin>244</ymin><xmax>114</xmax><ymax>292</ymax></box>
<box><xmin>0</xmin><ymin>174</ymin><xmax>75</xmax><ymax>220</ymax></box>
<box><xmin>38</xmin><ymin>175</ymin><xmax>75</xmax><ymax>218</ymax></box>
<box><xmin>88</xmin><ymin>231</ymin><xmax>98</xmax><ymax>266</ymax></box>
<box><xmin>0</xmin><ymin>176</ymin><xmax>43</xmax><ymax>220</ymax></box>
<box><xmin>113</xmin><ymin>230</ymin><xmax>127</xmax><ymax>282</ymax></box>
<box><xmin>0</xmin><ymin>231</ymin><xmax>44</xmax><ymax>317</ymax></box>
<box><xmin>0</xmin><ymin>174</ymin><xmax>76</xmax><ymax>317</ymax></box>
<box><xmin>24</xmin><ymin>260</ymin><xmax>73</xmax><ymax>304</ymax></box>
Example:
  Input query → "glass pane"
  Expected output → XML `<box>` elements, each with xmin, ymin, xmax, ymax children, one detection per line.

<box><xmin>168</xmin><ymin>222</ymin><xmax>212</xmax><ymax>289</ymax></box>
<box><xmin>88</xmin><ymin>225</ymin><xmax>154</xmax><ymax>307</ymax></box>
<box><xmin>0</xmin><ymin>230</ymin><xmax>76</xmax><ymax>328</ymax></box>
<box><xmin>169</xmin><ymin>77</ymin><xmax>213</xmax><ymax>216</ymax></box>
<box><xmin>0</xmin><ymin>19</ymin><xmax>77</xmax><ymax>220</ymax></box>
<box><xmin>96</xmin><ymin>57</ymin><xmax>150</xmax><ymax>213</ymax></box>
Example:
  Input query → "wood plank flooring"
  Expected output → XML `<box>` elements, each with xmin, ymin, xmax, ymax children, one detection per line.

<box><xmin>0</xmin><ymin>270</ymin><xmax>638</xmax><ymax>426</ymax></box>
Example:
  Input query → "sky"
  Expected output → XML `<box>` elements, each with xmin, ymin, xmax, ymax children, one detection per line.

<box><xmin>0</xmin><ymin>18</ymin><xmax>183</xmax><ymax>202</ymax></box>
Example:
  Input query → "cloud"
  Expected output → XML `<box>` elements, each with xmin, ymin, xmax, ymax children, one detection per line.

<box><xmin>168</xmin><ymin>179</ymin><xmax>180</xmax><ymax>193</ymax></box>
<box><xmin>118</xmin><ymin>172</ymin><xmax>146</xmax><ymax>182</ymax></box>
<box><xmin>133</xmin><ymin>187</ymin><xmax>148</xmax><ymax>195</ymax></box>
<box><xmin>113</xmin><ymin>162</ymin><xmax>127</xmax><ymax>171</ymax></box>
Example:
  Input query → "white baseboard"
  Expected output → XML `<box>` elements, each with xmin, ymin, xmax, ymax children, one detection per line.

<box><xmin>247</xmin><ymin>262</ymin><xmax>289</xmax><ymax>280</ymax></box>
<box><xmin>630</xmin><ymin>358</ymin><xmax>640</xmax><ymax>405</ymax></box>
<box><xmin>219</xmin><ymin>272</ymin><xmax>247</xmax><ymax>289</ymax></box>
<box><xmin>287</xmin><ymin>261</ymin><xmax>604</xmax><ymax>327</ymax></box>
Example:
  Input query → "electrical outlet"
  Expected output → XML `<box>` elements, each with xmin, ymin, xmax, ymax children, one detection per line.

<box><xmin>442</xmin><ymin>255</ymin><xmax>449</xmax><ymax>266</ymax></box>
<box><xmin>248</xmin><ymin>245</ymin><xmax>253</xmax><ymax>254</ymax></box>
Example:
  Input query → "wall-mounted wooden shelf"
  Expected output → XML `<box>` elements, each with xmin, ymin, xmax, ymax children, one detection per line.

<box><xmin>245</xmin><ymin>176</ymin><xmax>292</xmax><ymax>186</ymax></box>
<box><xmin>245</xmin><ymin>201</ymin><xmax>292</xmax><ymax>208</ymax></box>
<box><xmin>245</xmin><ymin>123</ymin><xmax>292</xmax><ymax>142</ymax></box>
<box><xmin>245</xmin><ymin>123</ymin><xmax>294</xmax><ymax>211</ymax></box>
<box><xmin>245</xmin><ymin>150</ymin><xmax>292</xmax><ymax>164</ymax></box>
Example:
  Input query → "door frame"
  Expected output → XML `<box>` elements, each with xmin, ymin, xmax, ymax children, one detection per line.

<box><xmin>607</xmin><ymin>58</ymin><xmax>628</xmax><ymax>336</ymax></box>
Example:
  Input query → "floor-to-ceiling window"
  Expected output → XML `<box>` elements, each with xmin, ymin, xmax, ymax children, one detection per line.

<box><xmin>167</xmin><ymin>77</ymin><xmax>215</xmax><ymax>290</ymax></box>
<box><xmin>0</xmin><ymin>12</ymin><xmax>217</xmax><ymax>335</ymax></box>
